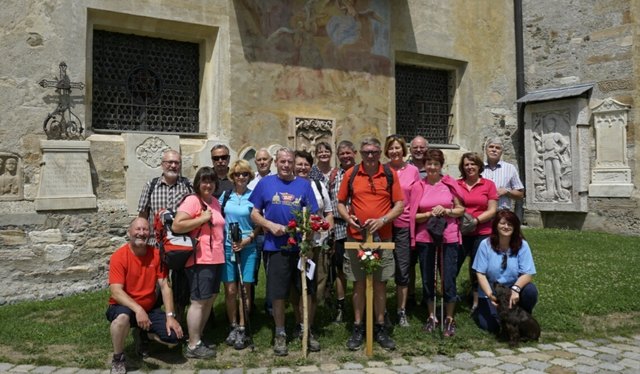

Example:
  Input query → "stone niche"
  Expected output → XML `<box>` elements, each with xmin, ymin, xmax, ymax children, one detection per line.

<box><xmin>290</xmin><ymin>117</ymin><xmax>335</xmax><ymax>162</ymax></box>
<box><xmin>523</xmin><ymin>98</ymin><xmax>590</xmax><ymax>212</ymax></box>
<box><xmin>588</xmin><ymin>98</ymin><xmax>634</xmax><ymax>197</ymax></box>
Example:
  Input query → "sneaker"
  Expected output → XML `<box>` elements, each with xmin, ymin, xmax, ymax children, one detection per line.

<box><xmin>273</xmin><ymin>332</ymin><xmax>288</xmax><ymax>356</ymax></box>
<box><xmin>292</xmin><ymin>323</ymin><xmax>302</xmax><ymax>340</ymax></box>
<box><xmin>374</xmin><ymin>324</ymin><xmax>396</xmax><ymax>350</ymax></box>
<box><xmin>234</xmin><ymin>328</ymin><xmax>248</xmax><ymax>350</ymax></box>
<box><xmin>346</xmin><ymin>324</ymin><xmax>364</xmax><ymax>351</ymax></box>
<box><xmin>307</xmin><ymin>331</ymin><xmax>321</xmax><ymax>352</ymax></box>
<box><xmin>397</xmin><ymin>309</ymin><xmax>410</xmax><ymax>327</ymax></box>
<box><xmin>423</xmin><ymin>316</ymin><xmax>439</xmax><ymax>333</ymax></box>
<box><xmin>132</xmin><ymin>328</ymin><xmax>149</xmax><ymax>358</ymax></box>
<box><xmin>225</xmin><ymin>325</ymin><xmax>238</xmax><ymax>346</ymax></box>
<box><xmin>444</xmin><ymin>318</ymin><xmax>456</xmax><ymax>337</ymax></box>
<box><xmin>185</xmin><ymin>341</ymin><xmax>216</xmax><ymax>359</ymax></box>
<box><xmin>334</xmin><ymin>307</ymin><xmax>344</xmax><ymax>323</ymax></box>
<box><xmin>110</xmin><ymin>354</ymin><xmax>126</xmax><ymax>374</ymax></box>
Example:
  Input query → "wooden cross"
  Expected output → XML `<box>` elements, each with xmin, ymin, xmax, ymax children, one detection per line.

<box><xmin>345</xmin><ymin>231</ymin><xmax>395</xmax><ymax>357</ymax></box>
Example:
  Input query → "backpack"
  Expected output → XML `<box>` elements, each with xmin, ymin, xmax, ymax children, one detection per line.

<box><xmin>153</xmin><ymin>194</ymin><xmax>207</xmax><ymax>270</ymax></box>
<box><xmin>219</xmin><ymin>189</ymin><xmax>233</xmax><ymax>218</ymax></box>
<box><xmin>346</xmin><ymin>164</ymin><xmax>394</xmax><ymax>202</ymax></box>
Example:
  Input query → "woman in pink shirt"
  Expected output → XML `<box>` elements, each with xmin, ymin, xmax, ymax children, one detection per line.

<box><xmin>172</xmin><ymin>166</ymin><xmax>225</xmax><ymax>359</ymax></box>
<box><xmin>456</xmin><ymin>152</ymin><xmax>498</xmax><ymax>313</ymax></box>
<box><xmin>409</xmin><ymin>150</ymin><xmax>465</xmax><ymax>337</ymax></box>
<box><xmin>384</xmin><ymin>135</ymin><xmax>420</xmax><ymax>327</ymax></box>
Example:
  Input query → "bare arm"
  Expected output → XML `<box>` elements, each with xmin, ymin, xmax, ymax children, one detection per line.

<box><xmin>172</xmin><ymin>210</ymin><xmax>211</xmax><ymax>234</ymax></box>
<box><xmin>158</xmin><ymin>278</ymin><xmax>183</xmax><ymax>338</ymax></box>
<box><xmin>250</xmin><ymin>207</ymin><xmax>286</xmax><ymax>236</ymax></box>
<box><xmin>365</xmin><ymin>200</ymin><xmax>404</xmax><ymax>233</ymax></box>
<box><xmin>476</xmin><ymin>272</ymin><xmax>497</xmax><ymax>305</ymax></box>
<box><xmin>476</xmin><ymin>199</ymin><xmax>498</xmax><ymax>225</ymax></box>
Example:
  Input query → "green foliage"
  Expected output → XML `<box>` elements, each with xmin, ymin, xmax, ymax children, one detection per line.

<box><xmin>0</xmin><ymin>228</ymin><xmax>639</xmax><ymax>369</ymax></box>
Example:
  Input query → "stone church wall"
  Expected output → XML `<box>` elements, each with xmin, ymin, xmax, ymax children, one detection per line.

<box><xmin>0</xmin><ymin>0</ymin><xmax>519</xmax><ymax>303</ymax></box>
<box><xmin>521</xmin><ymin>0</ymin><xmax>640</xmax><ymax>233</ymax></box>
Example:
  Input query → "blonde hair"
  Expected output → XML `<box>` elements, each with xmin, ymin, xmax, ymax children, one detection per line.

<box><xmin>228</xmin><ymin>159</ymin><xmax>255</xmax><ymax>182</ymax></box>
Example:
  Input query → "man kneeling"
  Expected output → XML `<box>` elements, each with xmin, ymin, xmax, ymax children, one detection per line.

<box><xmin>106</xmin><ymin>217</ymin><xmax>184</xmax><ymax>374</ymax></box>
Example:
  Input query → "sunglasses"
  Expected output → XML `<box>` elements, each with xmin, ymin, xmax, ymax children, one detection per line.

<box><xmin>211</xmin><ymin>155</ymin><xmax>230</xmax><ymax>161</ymax></box>
<box><xmin>234</xmin><ymin>172</ymin><xmax>250</xmax><ymax>178</ymax></box>
<box><xmin>361</xmin><ymin>150</ymin><xmax>381</xmax><ymax>157</ymax></box>
<box><xmin>501</xmin><ymin>253</ymin><xmax>508</xmax><ymax>271</ymax></box>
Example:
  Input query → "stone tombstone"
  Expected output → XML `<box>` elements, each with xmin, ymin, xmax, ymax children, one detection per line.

<box><xmin>35</xmin><ymin>140</ymin><xmax>97</xmax><ymax>210</ymax></box>
<box><xmin>588</xmin><ymin>98</ymin><xmax>634</xmax><ymax>197</ymax></box>
<box><xmin>0</xmin><ymin>152</ymin><xmax>24</xmax><ymax>201</ymax></box>
<box><xmin>291</xmin><ymin>117</ymin><xmax>335</xmax><ymax>160</ymax></box>
<box><xmin>524</xmin><ymin>98</ymin><xmax>590</xmax><ymax>212</ymax></box>
<box><xmin>123</xmin><ymin>134</ymin><xmax>180</xmax><ymax>215</ymax></box>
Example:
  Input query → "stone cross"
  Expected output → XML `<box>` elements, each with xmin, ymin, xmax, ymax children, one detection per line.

<box><xmin>345</xmin><ymin>231</ymin><xmax>395</xmax><ymax>357</ymax></box>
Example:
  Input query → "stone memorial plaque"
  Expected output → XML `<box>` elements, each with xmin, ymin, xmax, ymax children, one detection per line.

<box><xmin>123</xmin><ymin>133</ymin><xmax>181</xmax><ymax>215</ymax></box>
<box><xmin>35</xmin><ymin>140</ymin><xmax>97</xmax><ymax>210</ymax></box>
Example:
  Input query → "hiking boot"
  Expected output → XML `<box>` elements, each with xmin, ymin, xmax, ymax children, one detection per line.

<box><xmin>273</xmin><ymin>332</ymin><xmax>288</xmax><ymax>356</ymax></box>
<box><xmin>132</xmin><ymin>328</ymin><xmax>149</xmax><ymax>358</ymax></box>
<box><xmin>346</xmin><ymin>323</ymin><xmax>364</xmax><ymax>351</ymax></box>
<box><xmin>224</xmin><ymin>325</ymin><xmax>238</xmax><ymax>346</ymax></box>
<box><xmin>374</xmin><ymin>324</ymin><xmax>396</xmax><ymax>350</ymax></box>
<box><xmin>110</xmin><ymin>354</ymin><xmax>126</xmax><ymax>374</ymax></box>
<box><xmin>185</xmin><ymin>341</ymin><xmax>215</xmax><ymax>359</ymax></box>
<box><xmin>443</xmin><ymin>318</ymin><xmax>456</xmax><ymax>337</ymax></box>
<box><xmin>307</xmin><ymin>331</ymin><xmax>321</xmax><ymax>352</ymax></box>
<box><xmin>234</xmin><ymin>327</ymin><xmax>248</xmax><ymax>350</ymax></box>
<box><xmin>292</xmin><ymin>323</ymin><xmax>302</xmax><ymax>340</ymax></box>
<box><xmin>397</xmin><ymin>309</ymin><xmax>410</xmax><ymax>327</ymax></box>
<box><xmin>423</xmin><ymin>316</ymin><xmax>439</xmax><ymax>333</ymax></box>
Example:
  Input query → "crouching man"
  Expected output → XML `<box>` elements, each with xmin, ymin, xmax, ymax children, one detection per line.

<box><xmin>106</xmin><ymin>217</ymin><xmax>184</xmax><ymax>374</ymax></box>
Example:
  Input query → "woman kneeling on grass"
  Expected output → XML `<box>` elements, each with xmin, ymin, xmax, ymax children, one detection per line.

<box><xmin>173</xmin><ymin>167</ymin><xmax>225</xmax><ymax>359</ymax></box>
<box><xmin>471</xmin><ymin>209</ymin><xmax>538</xmax><ymax>333</ymax></box>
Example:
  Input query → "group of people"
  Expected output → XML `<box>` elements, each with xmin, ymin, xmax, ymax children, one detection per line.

<box><xmin>106</xmin><ymin>136</ymin><xmax>540</xmax><ymax>373</ymax></box>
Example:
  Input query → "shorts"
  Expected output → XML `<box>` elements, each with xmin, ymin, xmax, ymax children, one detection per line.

<box><xmin>106</xmin><ymin>305</ymin><xmax>179</xmax><ymax>344</ymax></box>
<box><xmin>343</xmin><ymin>237</ymin><xmax>395</xmax><ymax>282</ymax></box>
<box><xmin>265</xmin><ymin>250</ymin><xmax>316</xmax><ymax>301</ymax></box>
<box><xmin>221</xmin><ymin>245</ymin><xmax>258</xmax><ymax>283</ymax></box>
<box><xmin>185</xmin><ymin>264</ymin><xmax>222</xmax><ymax>301</ymax></box>
<box><xmin>392</xmin><ymin>226</ymin><xmax>411</xmax><ymax>286</ymax></box>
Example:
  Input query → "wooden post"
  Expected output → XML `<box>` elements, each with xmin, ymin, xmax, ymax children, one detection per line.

<box><xmin>301</xmin><ymin>208</ymin><xmax>309</xmax><ymax>358</ymax></box>
<box><xmin>344</xmin><ymin>232</ymin><xmax>395</xmax><ymax>357</ymax></box>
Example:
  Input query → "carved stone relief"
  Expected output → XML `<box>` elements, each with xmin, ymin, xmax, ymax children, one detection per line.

<box><xmin>0</xmin><ymin>153</ymin><xmax>23</xmax><ymax>201</ymax></box>
<box><xmin>136</xmin><ymin>136</ymin><xmax>171</xmax><ymax>168</ymax></box>
<box><xmin>531</xmin><ymin>111</ymin><xmax>573</xmax><ymax>202</ymax></box>
<box><xmin>293</xmin><ymin>117</ymin><xmax>334</xmax><ymax>157</ymax></box>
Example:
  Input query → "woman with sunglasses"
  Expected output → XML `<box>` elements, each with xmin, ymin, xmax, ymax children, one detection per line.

<box><xmin>383</xmin><ymin>134</ymin><xmax>420</xmax><ymax>327</ymax></box>
<box><xmin>471</xmin><ymin>209</ymin><xmax>538</xmax><ymax>333</ymax></box>
<box><xmin>220</xmin><ymin>160</ymin><xmax>260</xmax><ymax>350</ymax></box>
<box><xmin>172</xmin><ymin>167</ymin><xmax>225</xmax><ymax>359</ymax></box>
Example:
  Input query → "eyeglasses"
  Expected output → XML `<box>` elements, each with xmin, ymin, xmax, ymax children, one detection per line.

<box><xmin>501</xmin><ymin>253</ymin><xmax>508</xmax><ymax>271</ymax></box>
<box><xmin>234</xmin><ymin>172</ymin><xmax>250</xmax><ymax>178</ymax></box>
<box><xmin>368</xmin><ymin>177</ymin><xmax>377</xmax><ymax>194</ymax></box>
<box><xmin>361</xmin><ymin>150</ymin><xmax>381</xmax><ymax>157</ymax></box>
<box><xmin>162</xmin><ymin>160</ymin><xmax>180</xmax><ymax>166</ymax></box>
<box><xmin>211</xmin><ymin>155</ymin><xmax>230</xmax><ymax>161</ymax></box>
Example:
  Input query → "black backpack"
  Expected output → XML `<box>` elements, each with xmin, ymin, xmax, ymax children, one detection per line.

<box><xmin>346</xmin><ymin>164</ymin><xmax>394</xmax><ymax>202</ymax></box>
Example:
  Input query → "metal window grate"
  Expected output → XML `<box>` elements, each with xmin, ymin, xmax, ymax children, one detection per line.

<box><xmin>92</xmin><ymin>30</ymin><xmax>200</xmax><ymax>133</ymax></box>
<box><xmin>395</xmin><ymin>65</ymin><xmax>453</xmax><ymax>144</ymax></box>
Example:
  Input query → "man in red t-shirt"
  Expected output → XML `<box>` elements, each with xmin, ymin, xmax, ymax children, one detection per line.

<box><xmin>337</xmin><ymin>137</ymin><xmax>404</xmax><ymax>351</ymax></box>
<box><xmin>106</xmin><ymin>218</ymin><xmax>183</xmax><ymax>374</ymax></box>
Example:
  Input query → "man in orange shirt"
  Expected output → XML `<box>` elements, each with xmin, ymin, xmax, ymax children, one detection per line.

<box><xmin>106</xmin><ymin>218</ymin><xmax>183</xmax><ymax>374</ymax></box>
<box><xmin>337</xmin><ymin>137</ymin><xmax>404</xmax><ymax>351</ymax></box>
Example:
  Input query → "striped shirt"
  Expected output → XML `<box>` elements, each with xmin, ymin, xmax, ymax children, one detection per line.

<box><xmin>482</xmin><ymin>160</ymin><xmax>524</xmax><ymax>210</ymax></box>
<box><xmin>329</xmin><ymin>167</ymin><xmax>348</xmax><ymax>240</ymax></box>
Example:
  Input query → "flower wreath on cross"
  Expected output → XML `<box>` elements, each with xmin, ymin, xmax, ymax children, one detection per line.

<box><xmin>283</xmin><ymin>208</ymin><xmax>331</xmax><ymax>258</ymax></box>
<box><xmin>357</xmin><ymin>245</ymin><xmax>383</xmax><ymax>274</ymax></box>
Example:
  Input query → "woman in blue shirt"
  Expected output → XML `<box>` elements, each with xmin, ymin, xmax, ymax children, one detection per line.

<box><xmin>220</xmin><ymin>160</ymin><xmax>259</xmax><ymax>350</ymax></box>
<box><xmin>471</xmin><ymin>209</ymin><xmax>538</xmax><ymax>333</ymax></box>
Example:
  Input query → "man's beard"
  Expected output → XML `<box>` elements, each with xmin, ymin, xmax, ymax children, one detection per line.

<box><xmin>164</xmin><ymin>170</ymin><xmax>178</xmax><ymax>178</ymax></box>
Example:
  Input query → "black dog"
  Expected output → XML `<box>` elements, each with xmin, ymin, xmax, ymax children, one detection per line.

<box><xmin>493</xmin><ymin>283</ymin><xmax>541</xmax><ymax>347</ymax></box>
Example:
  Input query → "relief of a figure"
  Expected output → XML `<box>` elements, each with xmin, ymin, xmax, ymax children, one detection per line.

<box><xmin>532</xmin><ymin>114</ymin><xmax>572</xmax><ymax>202</ymax></box>
<box><xmin>0</xmin><ymin>157</ymin><xmax>20</xmax><ymax>196</ymax></box>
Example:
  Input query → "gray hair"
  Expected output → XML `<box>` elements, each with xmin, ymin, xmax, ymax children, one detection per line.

<box><xmin>360</xmin><ymin>137</ymin><xmax>381</xmax><ymax>149</ymax></box>
<box><xmin>255</xmin><ymin>148</ymin><xmax>273</xmax><ymax>160</ymax></box>
<box><xmin>274</xmin><ymin>147</ymin><xmax>295</xmax><ymax>161</ymax></box>
<box><xmin>484</xmin><ymin>137</ymin><xmax>504</xmax><ymax>149</ymax></box>
<box><xmin>337</xmin><ymin>140</ymin><xmax>355</xmax><ymax>152</ymax></box>
<box><xmin>211</xmin><ymin>144</ymin><xmax>230</xmax><ymax>153</ymax></box>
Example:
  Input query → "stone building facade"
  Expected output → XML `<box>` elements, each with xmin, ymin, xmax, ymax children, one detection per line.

<box><xmin>0</xmin><ymin>0</ymin><xmax>636</xmax><ymax>303</ymax></box>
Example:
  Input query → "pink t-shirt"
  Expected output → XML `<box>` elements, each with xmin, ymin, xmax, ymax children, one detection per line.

<box><xmin>178</xmin><ymin>195</ymin><xmax>225</xmax><ymax>266</ymax></box>
<box><xmin>390</xmin><ymin>163</ymin><xmax>420</xmax><ymax>228</ymax></box>
<box><xmin>414</xmin><ymin>180</ymin><xmax>461</xmax><ymax>244</ymax></box>
<box><xmin>457</xmin><ymin>177</ymin><xmax>498</xmax><ymax>236</ymax></box>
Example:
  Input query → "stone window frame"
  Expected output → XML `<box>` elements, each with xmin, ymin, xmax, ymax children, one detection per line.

<box><xmin>393</xmin><ymin>51</ymin><xmax>465</xmax><ymax>149</ymax></box>
<box><xmin>86</xmin><ymin>9</ymin><xmax>220</xmax><ymax>137</ymax></box>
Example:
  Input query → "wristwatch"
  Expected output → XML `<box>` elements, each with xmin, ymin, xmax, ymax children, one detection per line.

<box><xmin>381</xmin><ymin>217</ymin><xmax>388</xmax><ymax>224</ymax></box>
<box><xmin>166</xmin><ymin>312</ymin><xmax>177</xmax><ymax>318</ymax></box>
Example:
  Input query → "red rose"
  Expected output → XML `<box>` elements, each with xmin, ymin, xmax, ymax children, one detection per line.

<box><xmin>310</xmin><ymin>222</ymin><xmax>321</xmax><ymax>231</ymax></box>
<box><xmin>311</xmin><ymin>214</ymin><xmax>322</xmax><ymax>222</ymax></box>
<box><xmin>287</xmin><ymin>237</ymin><xmax>297</xmax><ymax>246</ymax></box>
<box><xmin>287</xmin><ymin>219</ymin><xmax>297</xmax><ymax>229</ymax></box>
<box><xmin>320</xmin><ymin>221</ymin><xmax>330</xmax><ymax>230</ymax></box>
<box><xmin>373</xmin><ymin>252</ymin><xmax>380</xmax><ymax>259</ymax></box>
<box><xmin>357</xmin><ymin>250</ymin><xmax>365</xmax><ymax>258</ymax></box>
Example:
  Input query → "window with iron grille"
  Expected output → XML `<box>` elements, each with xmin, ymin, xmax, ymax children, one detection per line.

<box><xmin>395</xmin><ymin>64</ymin><xmax>453</xmax><ymax>144</ymax></box>
<box><xmin>92</xmin><ymin>30</ymin><xmax>200</xmax><ymax>134</ymax></box>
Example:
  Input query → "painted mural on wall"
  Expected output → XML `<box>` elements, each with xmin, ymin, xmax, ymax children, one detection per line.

<box><xmin>531</xmin><ymin>111</ymin><xmax>572</xmax><ymax>202</ymax></box>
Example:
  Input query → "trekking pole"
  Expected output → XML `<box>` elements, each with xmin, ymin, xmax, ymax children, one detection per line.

<box><xmin>433</xmin><ymin>243</ymin><xmax>438</xmax><ymax>327</ymax></box>
<box><xmin>235</xmin><ymin>251</ymin><xmax>254</xmax><ymax>350</ymax></box>
<box><xmin>439</xmin><ymin>244</ymin><xmax>444</xmax><ymax>332</ymax></box>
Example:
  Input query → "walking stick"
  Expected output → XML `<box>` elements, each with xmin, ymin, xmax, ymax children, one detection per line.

<box><xmin>235</xmin><ymin>251</ymin><xmax>254</xmax><ymax>350</ymax></box>
<box><xmin>301</xmin><ymin>207</ymin><xmax>309</xmax><ymax>358</ymax></box>
<box><xmin>433</xmin><ymin>242</ymin><xmax>438</xmax><ymax>326</ymax></box>
<box><xmin>438</xmin><ymin>244</ymin><xmax>444</xmax><ymax>332</ymax></box>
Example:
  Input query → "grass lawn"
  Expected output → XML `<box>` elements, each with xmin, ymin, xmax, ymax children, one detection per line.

<box><xmin>1</xmin><ymin>228</ymin><xmax>639</xmax><ymax>370</ymax></box>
